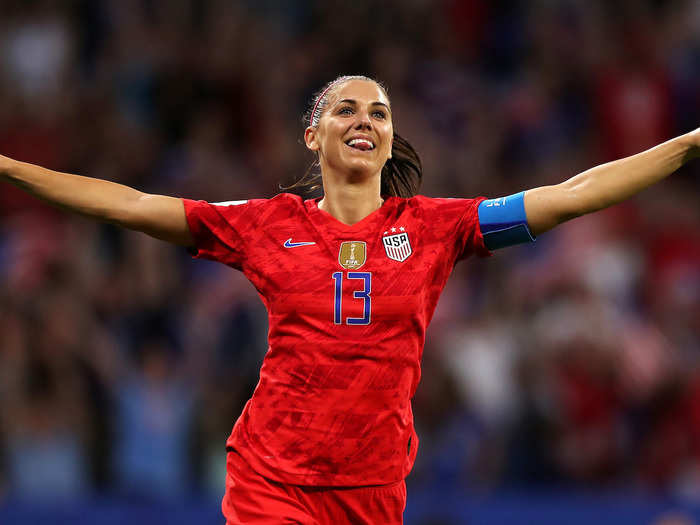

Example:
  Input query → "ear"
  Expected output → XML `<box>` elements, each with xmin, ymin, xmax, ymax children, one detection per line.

<box><xmin>304</xmin><ymin>127</ymin><xmax>319</xmax><ymax>152</ymax></box>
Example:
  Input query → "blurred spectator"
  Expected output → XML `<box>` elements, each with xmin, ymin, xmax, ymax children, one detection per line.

<box><xmin>112</xmin><ymin>339</ymin><xmax>194</xmax><ymax>499</ymax></box>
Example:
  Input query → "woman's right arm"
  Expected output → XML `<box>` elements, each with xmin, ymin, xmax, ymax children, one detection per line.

<box><xmin>0</xmin><ymin>155</ymin><xmax>194</xmax><ymax>246</ymax></box>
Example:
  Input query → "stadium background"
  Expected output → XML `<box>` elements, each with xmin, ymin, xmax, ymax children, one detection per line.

<box><xmin>0</xmin><ymin>1</ymin><xmax>699</xmax><ymax>523</ymax></box>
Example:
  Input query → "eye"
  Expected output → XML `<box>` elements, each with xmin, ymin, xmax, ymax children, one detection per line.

<box><xmin>338</xmin><ymin>106</ymin><xmax>354</xmax><ymax>115</ymax></box>
<box><xmin>372</xmin><ymin>110</ymin><xmax>387</xmax><ymax>119</ymax></box>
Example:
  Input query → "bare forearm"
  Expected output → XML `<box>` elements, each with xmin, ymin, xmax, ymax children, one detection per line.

<box><xmin>0</xmin><ymin>156</ymin><xmax>192</xmax><ymax>245</ymax></box>
<box><xmin>561</xmin><ymin>134</ymin><xmax>694</xmax><ymax>212</ymax></box>
<box><xmin>525</xmin><ymin>131</ymin><xmax>699</xmax><ymax>235</ymax></box>
<box><xmin>1</xmin><ymin>157</ymin><xmax>145</xmax><ymax>221</ymax></box>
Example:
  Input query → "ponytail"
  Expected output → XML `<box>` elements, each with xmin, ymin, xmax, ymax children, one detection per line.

<box><xmin>381</xmin><ymin>132</ymin><xmax>422</xmax><ymax>198</ymax></box>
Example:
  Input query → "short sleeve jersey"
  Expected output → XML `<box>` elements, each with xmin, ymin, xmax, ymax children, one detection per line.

<box><xmin>183</xmin><ymin>193</ymin><xmax>490</xmax><ymax>486</ymax></box>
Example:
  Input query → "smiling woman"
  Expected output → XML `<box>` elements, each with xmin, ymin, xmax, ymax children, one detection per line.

<box><xmin>0</xmin><ymin>73</ymin><xmax>698</xmax><ymax>525</ymax></box>
<box><xmin>285</xmin><ymin>75</ymin><xmax>423</xmax><ymax>222</ymax></box>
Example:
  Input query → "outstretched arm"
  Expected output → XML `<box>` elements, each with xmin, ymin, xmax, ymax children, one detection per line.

<box><xmin>523</xmin><ymin>129</ymin><xmax>700</xmax><ymax>236</ymax></box>
<box><xmin>0</xmin><ymin>155</ymin><xmax>193</xmax><ymax>246</ymax></box>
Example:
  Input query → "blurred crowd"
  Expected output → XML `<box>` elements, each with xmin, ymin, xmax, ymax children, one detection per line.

<box><xmin>1</xmin><ymin>0</ymin><xmax>699</xmax><ymax>506</ymax></box>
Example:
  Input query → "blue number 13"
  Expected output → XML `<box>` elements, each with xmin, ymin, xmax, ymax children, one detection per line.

<box><xmin>332</xmin><ymin>272</ymin><xmax>372</xmax><ymax>325</ymax></box>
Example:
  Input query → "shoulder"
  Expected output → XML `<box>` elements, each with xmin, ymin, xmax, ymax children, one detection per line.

<box><xmin>396</xmin><ymin>194</ymin><xmax>486</xmax><ymax>213</ymax></box>
<box><xmin>245</xmin><ymin>192</ymin><xmax>305</xmax><ymax>210</ymax></box>
<box><xmin>198</xmin><ymin>193</ymin><xmax>303</xmax><ymax>211</ymax></box>
<box><xmin>272</xmin><ymin>192</ymin><xmax>305</xmax><ymax>206</ymax></box>
<box><xmin>211</xmin><ymin>193</ymin><xmax>301</xmax><ymax>205</ymax></box>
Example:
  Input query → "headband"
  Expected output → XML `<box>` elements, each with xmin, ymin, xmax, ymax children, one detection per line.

<box><xmin>310</xmin><ymin>81</ymin><xmax>338</xmax><ymax>127</ymax></box>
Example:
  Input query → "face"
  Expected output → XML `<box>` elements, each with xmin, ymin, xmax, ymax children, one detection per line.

<box><xmin>304</xmin><ymin>79</ymin><xmax>393</xmax><ymax>177</ymax></box>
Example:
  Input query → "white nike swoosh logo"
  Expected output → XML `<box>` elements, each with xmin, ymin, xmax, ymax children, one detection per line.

<box><xmin>283</xmin><ymin>238</ymin><xmax>316</xmax><ymax>248</ymax></box>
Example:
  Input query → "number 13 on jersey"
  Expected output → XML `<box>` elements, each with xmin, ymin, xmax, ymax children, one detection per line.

<box><xmin>332</xmin><ymin>272</ymin><xmax>372</xmax><ymax>325</ymax></box>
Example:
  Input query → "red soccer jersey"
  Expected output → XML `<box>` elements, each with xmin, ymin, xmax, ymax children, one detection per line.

<box><xmin>183</xmin><ymin>193</ymin><xmax>490</xmax><ymax>486</ymax></box>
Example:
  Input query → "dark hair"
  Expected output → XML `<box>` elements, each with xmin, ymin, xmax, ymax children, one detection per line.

<box><xmin>282</xmin><ymin>75</ymin><xmax>422</xmax><ymax>198</ymax></box>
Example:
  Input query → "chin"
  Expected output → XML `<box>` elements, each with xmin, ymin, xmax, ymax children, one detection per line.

<box><xmin>341</xmin><ymin>155</ymin><xmax>380</xmax><ymax>176</ymax></box>
<box><xmin>344</xmin><ymin>163</ymin><xmax>378</xmax><ymax>180</ymax></box>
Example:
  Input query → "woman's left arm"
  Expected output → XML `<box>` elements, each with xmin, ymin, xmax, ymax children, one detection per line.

<box><xmin>524</xmin><ymin>128</ymin><xmax>700</xmax><ymax>236</ymax></box>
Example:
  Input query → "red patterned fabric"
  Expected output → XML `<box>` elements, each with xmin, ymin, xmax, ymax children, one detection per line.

<box><xmin>222</xmin><ymin>448</ymin><xmax>406</xmax><ymax>524</ymax></box>
<box><xmin>183</xmin><ymin>193</ymin><xmax>490</xmax><ymax>486</ymax></box>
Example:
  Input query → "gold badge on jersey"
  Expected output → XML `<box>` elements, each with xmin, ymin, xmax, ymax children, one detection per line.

<box><xmin>338</xmin><ymin>241</ymin><xmax>367</xmax><ymax>269</ymax></box>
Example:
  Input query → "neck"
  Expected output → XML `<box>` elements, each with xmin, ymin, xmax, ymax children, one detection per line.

<box><xmin>318</xmin><ymin>172</ymin><xmax>383</xmax><ymax>226</ymax></box>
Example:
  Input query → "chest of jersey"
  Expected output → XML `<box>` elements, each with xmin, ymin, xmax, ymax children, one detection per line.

<box><xmin>246</xmin><ymin>220</ymin><xmax>441</xmax><ymax>328</ymax></box>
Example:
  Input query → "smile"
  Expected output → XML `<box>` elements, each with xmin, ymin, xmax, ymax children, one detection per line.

<box><xmin>345</xmin><ymin>138</ymin><xmax>375</xmax><ymax>151</ymax></box>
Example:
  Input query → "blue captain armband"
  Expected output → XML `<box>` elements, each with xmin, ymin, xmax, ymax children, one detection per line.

<box><xmin>477</xmin><ymin>191</ymin><xmax>536</xmax><ymax>250</ymax></box>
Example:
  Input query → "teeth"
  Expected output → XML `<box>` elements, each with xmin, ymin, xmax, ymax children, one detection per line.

<box><xmin>347</xmin><ymin>138</ymin><xmax>374</xmax><ymax>149</ymax></box>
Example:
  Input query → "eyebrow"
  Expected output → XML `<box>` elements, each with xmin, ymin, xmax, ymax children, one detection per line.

<box><xmin>337</xmin><ymin>99</ymin><xmax>391</xmax><ymax>112</ymax></box>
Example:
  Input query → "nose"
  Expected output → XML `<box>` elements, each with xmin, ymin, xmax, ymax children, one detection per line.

<box><xmin>354</xmin><ymin>110</ymin><xmax>372</xmax><ymax>130</ymax></box>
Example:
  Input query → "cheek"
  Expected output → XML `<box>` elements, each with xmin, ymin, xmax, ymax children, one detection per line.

<box><xmin>383</xmin><ymin>126</ymin><xmax>393</xmax><ymax>150</ymax></box>
<box><xmin>324</xmin><ymin>126</ymin><xmax>345</xmax><ymax>149</ymax></box>
<box><xmin>383</xmin><ymin>133</ymin><xmax>394</xmax><ymax>157</ymax></box>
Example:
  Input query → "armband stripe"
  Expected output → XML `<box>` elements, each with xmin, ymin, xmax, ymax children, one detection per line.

<box><xmin>478</xmin><ymin>191</ymin><xmax>536</xmax><ymax>250</ymax></box>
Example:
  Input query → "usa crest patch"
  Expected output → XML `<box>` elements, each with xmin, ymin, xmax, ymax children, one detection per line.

<box><xmin>382</xmin><ymin>231</ymin><xmax>412</xmax><ymax>262</ymax></box>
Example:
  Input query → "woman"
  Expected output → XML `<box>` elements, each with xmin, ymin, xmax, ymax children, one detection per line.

<box><xmin>1</xmin><ymin>75</ymin><xmax>698</xmax><ymax>524</ymax></box>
